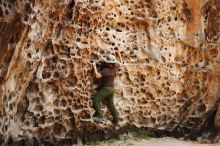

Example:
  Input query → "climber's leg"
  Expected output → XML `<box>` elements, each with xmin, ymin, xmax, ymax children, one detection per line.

<box><xmin>106</xmin><ymin>88</ymin><xmax>119</xmax><ymax>124</ymax></box>
<box><xmin>93</xmin><ymin>87</ymin><xmax>112</xmax><ymax>120</ymax></box>
<box><xmin>214</xmin><ymin>102</ymin><xmax>220</xmax><ymax>130</ymax></box>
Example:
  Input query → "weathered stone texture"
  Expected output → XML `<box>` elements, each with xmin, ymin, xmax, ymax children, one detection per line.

<box><xmin>0</xmin><ymin>0</ymin><xmax>220</xmax><ymax>145</ymax></box>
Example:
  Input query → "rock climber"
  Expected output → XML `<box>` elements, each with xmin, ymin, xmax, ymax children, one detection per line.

<box><xmin>92</xmin><ymin>53</ymin><xmax>122</xmax><ymax>125</ymax></box>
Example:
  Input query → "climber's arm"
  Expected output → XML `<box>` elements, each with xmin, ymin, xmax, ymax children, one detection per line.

<box><xmin>117</xmin><ymin>51</ymin><xmax>123</xmax><ymax>64</ymax></box>
<box><xmin>93</xmin><ymin>63</ymin><xmax>102</xmax><ymax>78</ymax></box>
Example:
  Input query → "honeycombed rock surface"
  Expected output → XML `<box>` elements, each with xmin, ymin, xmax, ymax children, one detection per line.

<box><xmin>0</xmin><ymin>0</ymin><xmax>220</xmax><ymax>145</ymax></box>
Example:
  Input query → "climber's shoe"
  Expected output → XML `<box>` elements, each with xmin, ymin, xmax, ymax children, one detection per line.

<box><xmin>93</xmin><ymin>117</ymin><xmax>104</xmax><ymax>123</ymax></box>
<box><xmin>24</xmin><ymin>137</ymin><xmax>33</xmax><ymax>146</ymax></box>
<box><xmin>112</xmin><ymin>119</ymin><xmax>119</xmax><ymax>126</ymax></box>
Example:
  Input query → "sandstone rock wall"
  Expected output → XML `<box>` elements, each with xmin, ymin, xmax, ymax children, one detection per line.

<box><xmin>0</xmin><ymin>0</ymin><xmax>220</xmax><ymax>145</ymax></box>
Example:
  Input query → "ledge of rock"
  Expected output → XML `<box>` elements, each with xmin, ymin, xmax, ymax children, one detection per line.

<box><xmin>0</xmin><ymin>0</ymin><xmax>220</xmax><ymax>145</ymax></box>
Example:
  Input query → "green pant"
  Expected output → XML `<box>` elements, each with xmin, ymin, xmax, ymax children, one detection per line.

<box><xmin>93</xmin><ymin>86</ymin><xmax>119</xmax><ymax>122</ymax></box>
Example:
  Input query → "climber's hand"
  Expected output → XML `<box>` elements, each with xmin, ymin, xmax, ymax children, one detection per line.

<box><xmin>95</xmin><ymin>72</ymin><xmax>102</xmax><ymax>78</ymax></box>
<box><xmin>117</xmin><ymin>51</ymin><xmax>123</xmax><ymax>64</ymax></box>
<box><xmin>93</xmin><ymin>63</ymin><xmax>102</xmax><ymax>78</ymax></box>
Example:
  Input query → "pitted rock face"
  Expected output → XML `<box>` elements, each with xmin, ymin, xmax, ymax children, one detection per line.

<box><xmin>0</xmin><ymin>0</ymin><xmax>220</xmax><ymax>144</ymax></box>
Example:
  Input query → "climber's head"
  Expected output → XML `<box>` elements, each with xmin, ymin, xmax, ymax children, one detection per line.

<box><xmin>103</xmin><ymin>54</ymin><xmax>117</xmax><ymax>67</ymax></box>
<box><xmin>105</xmin><ymin>54</ymin><xmax>116</xmax><ymax>64</ymax></box>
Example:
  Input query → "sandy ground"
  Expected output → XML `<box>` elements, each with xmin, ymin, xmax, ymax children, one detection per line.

<box><xmin>95</xmin><ymin>137</ymin><xmax>220</xmax><ymax>146</ymax></box>
<box><xmin>130</xmin><ymin>137</ymin><xmax>219</xmax><ymax>146</ymax></box>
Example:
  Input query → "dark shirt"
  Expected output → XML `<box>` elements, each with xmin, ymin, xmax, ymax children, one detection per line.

<box><xmin>100</xmin><ymin>63</ymin><xmax>120</xmax><ymax>87</ymax></box>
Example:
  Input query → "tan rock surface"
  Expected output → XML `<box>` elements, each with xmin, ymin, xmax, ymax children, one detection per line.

<box><xmin>0</xmin><ymin>0</ymin><xmax>220</xmax><ymax>145</ymax></box>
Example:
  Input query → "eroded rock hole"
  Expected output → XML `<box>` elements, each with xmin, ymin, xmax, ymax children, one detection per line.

<box><xmin>42</xmin><ymin>69</ymin><xmax>51</xmax><ymax>79</ymax></box>
<box><xmin>0</xmin><ymin>7</ymin><xmax>3</xmax><ymax>17</ymax></box>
